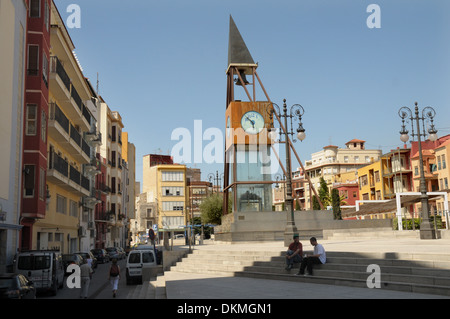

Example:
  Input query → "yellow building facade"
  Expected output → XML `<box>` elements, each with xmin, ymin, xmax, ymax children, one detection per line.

<box><xmin>358</xmin><ymin>160</ymin><xmax>384</xmax><ymax>201</ymax></box>
<box><xmin>143</xmin><ymin>158</ymin><xmax>187</xmax><ymax>232</ymax></box>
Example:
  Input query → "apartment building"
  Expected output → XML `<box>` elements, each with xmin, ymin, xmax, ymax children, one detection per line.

<box><xmin>19</xmin><ymin>0</ymin><xmax>51</xmax><ymax>251</ymax></box>
<box><xmin>30</xmin><ymin>1</ymin><xmax>97</xmax><ymax>253</ymax></box>
<box><xmin>0</xmin><ymin>0</ymin><xmax>28</xmax><ymax>271</ymax></box>
<box><xmin>143</xmin><ymin>155</ymin><xmax>187</xmax><ymax>232</ymax></box>
<box><xmin>434</xmin><ymin>139</ymin><xmax>450</xmax><ymax>214</ymax></box>
<box><xmin>304</xmin><ymin>139</ymin><xmax>382</xmax><ymax>209</ymax></box>
<box><xmin>96</xmin><ymin>100</ymin><xmax>127</xmax><ymax>247</ymax></box>
<box><xmin>121</xmin><ymin>132</ymin><xmax>136</xmax><ymax>246</ymax></box>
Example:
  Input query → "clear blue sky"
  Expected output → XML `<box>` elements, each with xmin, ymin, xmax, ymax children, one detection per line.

<box><xmin>54</xmin><ymin>0</ymin><xmax>450</xmax><ymax>190</ymax></box>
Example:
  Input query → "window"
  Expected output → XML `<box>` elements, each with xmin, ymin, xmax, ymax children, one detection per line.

<box><xmin>360</xmin><ymin>175</ymin><xmax>368</xmax><ymax>187</ymax></box>
<box><xmin>26</xmin><ymin>104</ymin><xmax>37</xmax><ymax>135</ymax></box>
<box><xmin>375</xmin><ymin>171</ymin><xmax>380</xmax><ymax>183</ymax></box>
<box><xmin>161</xmin><ymin>216</ymin><xmax>184</xmax><ymax>229</ymax></box>
<box><xmin>162</xmin><ymin>186</ymin><xmax>183</xmax><ymax>196</ymax></box>
<box><xmin>24</xmin><ymin>165</ymin><xmax>35</xmax><ymax>197</ymax></box>
<box><xmin>162</xmin><ymin>201</ymin><xmax>184</xmax><ymax>211</ymax></box>
<box><xmin>27</xmin><ymin>45</ymin><xmax>39</xmax><ymax>76</ymax></box>
<box><xmin>161</xmin><ymin>171</ymin><xmax>184</xmax><ymax>182</ymax></box>
<box><xmin>111</xmin><ymin>126</ymin><xmax>116</xmax><ymax>142</ymax></box>
<box><xmin>30</xmin><ymin>0</ymin><xmax>40</xmax><ymax>18</ymax></box>
<box><xmin>443</xmin><ymin>155</ymin><xmax>447</xmax><ymax>169</ymax></box>
<box><xmin>41</xmin><ymin>110</ymin><xmax>47</xmax><ymax>142</ymax></box>
<box><xmin>44</xmin><ymin>0</ymin><xmax>49</xmax><ymax>31</ymax></box>
<box><xmin>56</xmin><ymin>194</ymin><xmax>67</xmax><ymax>214</ymax></box>
<box><xmin>42</xmin><ymin>53</ymin><xmax>48</xmax><ymax>86</ymax></box>
<box><xmin>69</xmin><ymin>200</ymin><xmax>78</xmax><ymax>217</ymax></box>
<box><xmin>39</xmin><ymin>167</ymin><xmax>45</xmax><ymax>200</ymax></box>
<box><xmin>142</xmin><ymin>252</ymin><xmax>154</xmax><ymax>263</ymax></box>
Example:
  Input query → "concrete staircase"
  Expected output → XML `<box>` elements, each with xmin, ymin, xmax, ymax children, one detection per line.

<box><xmin>166</xmin><ymin>248</ymin><xmax>450</xmax><ymax>297</ymax></box>
<box><xmin>126</xmin><ymin>275</ymin><xmax>167</xmax><ymax>299</ymax></box>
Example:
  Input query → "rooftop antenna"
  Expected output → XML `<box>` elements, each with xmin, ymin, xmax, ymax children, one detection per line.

<box><xmin>96</xmin><ymin>72</ymin><xmax>100</xmax><ymax>95</ymax></box>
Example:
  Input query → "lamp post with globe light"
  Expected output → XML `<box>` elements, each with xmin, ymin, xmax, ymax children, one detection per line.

<box><xmin>269</xmin><ymin>99</ymin><xmax>306</xmax><ymax>246</ymax></box>
<box><xmin>398</xmin><ymin>102</ymin><xmax>438</xmax><ymax>239</ymax></box>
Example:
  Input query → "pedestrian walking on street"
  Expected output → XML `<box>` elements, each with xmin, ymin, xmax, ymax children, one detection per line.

<box><xmin>108</xmin><ymin>258</ymin><xmax>120</xmax><ymax>298</ymax></box>
<box><xmin>80</xmin><ymin>258</ymin><xmax>93</xmax><ymax>299</ymax></box>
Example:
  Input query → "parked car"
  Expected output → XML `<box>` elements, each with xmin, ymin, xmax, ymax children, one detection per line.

<box><xmin>62</xmin><ymin>254</ymin><xmax>84</xmax><ymax>276</ymax></box>
<box><xmin>90</xmin><ymin>249</ymin><xmax>110</xmax><ymax>264</ymax></box>
<box><xmin>125</xmin><ymin>249</ymin><xmax>157</xmax><ymax>285</ymax></box>
<box><xmin>0</xmin><ymin>273</ymin><xmax>36</xmax><ymax>299</ymax></box>
<box><xmin>14</xmin><ymin>250</ymin><xmax>64</xmax><ymax>296</ymax></box>
<box><xmin>75</xmin><ymin>251</ymin><xmax>98</xmax><ymax>269</ymax></box>
<box><xmin>106</xmin><ymin>247</ymin><xmax>123</xmax><ymax>260</ymax></box>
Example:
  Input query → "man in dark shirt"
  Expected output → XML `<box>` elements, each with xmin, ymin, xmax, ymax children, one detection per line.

<box><xmin>285</xmin><ymin>234</ymin><xmax>303</xmax><ymax>270</ymax></box>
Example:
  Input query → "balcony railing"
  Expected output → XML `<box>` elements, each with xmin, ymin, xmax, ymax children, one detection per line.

<box><xmin>71</xmin><ymin>85</ymin><xmax>82</xmax><ymax>111</ymax></box>
<box><xmin>49</xmin><ymin>102</ymin><xmax>69</xmax><ymax>134</ymax></box>
<box><xmin>49</xmin><ymin>152</ymin><xmax>68</xmax><ymax>177</ymax></box>
<box><xmin>50</xmin><ymin>56</ymin><xmax>70</xmax><ymax>91</ymax></box>
<box><xmin>70</xmin><ymin>124</ymin><xmax>81</xmax><ymax>146</ymax></box>
<box><xmin>81</xmin><ymin>139</ymin><xmax>91</xmax><ymax>158</ymax></box>
<box><xmin>69</xmin><ymin>165</ymin><xmax>81</xmax><ymax>185</ymax></box>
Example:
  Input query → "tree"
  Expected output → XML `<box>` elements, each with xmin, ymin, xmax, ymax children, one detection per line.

<box><xmin>315</xmin><ymin>177</ymin><xmax>331</xmax><ymax>210</ymax></box>
<box><xmin>199</xmin><ymin>193</ymin><xmax>231</xmax><ymax>225</ymax></box>
<box><xmin>331</xmin><ymin>188</ymin><xmax>342</xmax><ymax>220</ymax></box>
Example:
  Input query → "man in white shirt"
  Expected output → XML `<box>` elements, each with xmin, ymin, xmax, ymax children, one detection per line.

<box><xmin>296</xmin><ymin>237</ymin><xmax>326</xmax><ymax>276</ymax></box>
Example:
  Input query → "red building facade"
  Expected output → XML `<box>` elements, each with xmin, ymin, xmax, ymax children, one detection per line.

<box><xmin>20</xmin><ymin>0</ymin><xmax>52</xmax><ymax>250</ymax></box>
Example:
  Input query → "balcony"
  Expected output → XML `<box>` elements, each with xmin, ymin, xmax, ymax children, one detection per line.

<box><xmin>66</xmin><ymin>124</ymin><xmax>90</xmax><ymax>163</ymax></box>
<box><xmin>47</xmin><ymin>151</ymin><xmax>90</xmax><ymax>196</ymax></box>
<box><xmin>84</xmin><ymin>159</ymin><xmax>101</xmax><ymax>177</ymax></box>
<box><xmin>48</xmin><ymin>102</ymin><xmax>70</xmax><ymax>143</ymax></box>
<box><xmin>49</xmin><ymin>56</ymin><xmax>90</xmax><ymax>131</ymax></box>
<box><xmin>84</xmin><ymin>130</ymin><xmax>102</xmax><ymax>147</ymax></box>
<box><xmin>82</xmin><ymin>190</ymin><xmax>101</xmax><ymax>209</ymax></box>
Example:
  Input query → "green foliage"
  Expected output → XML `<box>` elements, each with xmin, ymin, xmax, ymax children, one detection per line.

<box><xmin>331</xmin><ymin>188</ymin><xmax>342</xmax><ymax>220</ymax></box>
<box><xmin>312</xmin><ymin>177</ymin><xmax>331</xmax><ymax>210</ymax></box>
<box><xmin>199</xmin><ymin>193</ymin><xmax>231</xmax><ymax>225</ymax></box>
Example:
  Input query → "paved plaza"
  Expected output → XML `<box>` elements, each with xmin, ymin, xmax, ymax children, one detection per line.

<box><xmin>162</xmin><ymin>236</ymin><xmax>450</xmax><ymax>299</ymax></box>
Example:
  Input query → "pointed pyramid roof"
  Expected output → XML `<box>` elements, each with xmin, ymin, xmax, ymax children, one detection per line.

<box><xmin>228</xmin><ymin>15</ymin><xmax>257</xmax><ymax>70</ymax></box>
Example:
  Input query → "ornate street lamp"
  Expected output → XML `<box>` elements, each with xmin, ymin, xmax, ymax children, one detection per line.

<box><xmin>398</xmin><ymin>102</ymin><xmax>438</xmax><ymax>239</ymax></box>
<box><xmin>269</xmin><ymin>99</ymin><xmax>306</xmax><ymax>245</ymax></box>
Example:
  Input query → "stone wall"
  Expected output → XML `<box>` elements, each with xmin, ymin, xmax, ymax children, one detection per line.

<box><xmin>214</xmin><ymin>210</ymin><xmax>393</xmax><ymax>242</ymax></box>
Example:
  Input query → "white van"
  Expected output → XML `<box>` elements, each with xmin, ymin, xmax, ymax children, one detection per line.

<box><xmin>125</xmin><ymin>249</ymin><xmax>157</xmax><ymax>285</ymax></box>
<box><xmin>14</xmin><ymin>250</ymin><xmax>64</xmax><ymax>296</ymax></box>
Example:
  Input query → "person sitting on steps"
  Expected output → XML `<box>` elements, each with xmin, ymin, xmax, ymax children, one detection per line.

<box><xmin>296</xmin><ymin>237</ymin><xmax>326</xmax><ymax>276</ymax></box>
<box><xmin>285</xmin><ymin>234</ymin><xmax>303</xmax><ymax>270</ymax></box>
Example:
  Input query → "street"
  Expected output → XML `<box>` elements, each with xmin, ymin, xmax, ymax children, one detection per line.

<box><xmin>38</xmin><ymin>258</ymin><xmax>134</xmax><ymax>299</ymax></box>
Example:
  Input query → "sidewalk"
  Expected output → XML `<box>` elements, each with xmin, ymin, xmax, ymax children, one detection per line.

<box><xmin>162</xmin><ymin>237</ymin><xmax>450</xmax><ymax>299</ymax></box>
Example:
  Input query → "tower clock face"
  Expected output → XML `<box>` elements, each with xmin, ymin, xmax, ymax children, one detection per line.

<box><xmin>241</xmin><ymin>111</ymin><xmax>264</xmax><ymax>134</ymax></box>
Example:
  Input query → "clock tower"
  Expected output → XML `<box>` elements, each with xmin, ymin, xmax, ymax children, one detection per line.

<box><xmin>223</xmin><ymin>16</ymin><xmax>275</xmax><ymax>214</ymax></box>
